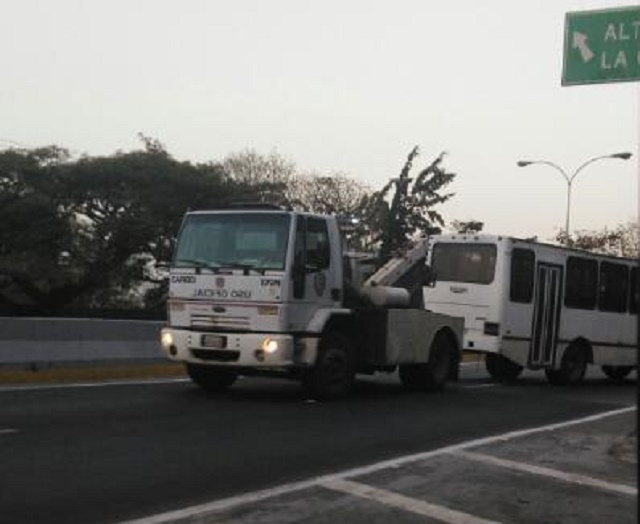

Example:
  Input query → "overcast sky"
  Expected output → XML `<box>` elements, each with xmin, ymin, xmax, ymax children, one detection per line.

<box><xmin>1</xmin><ymin>0</ymin><xmax>637</xmax><ymax>240</ymax></box>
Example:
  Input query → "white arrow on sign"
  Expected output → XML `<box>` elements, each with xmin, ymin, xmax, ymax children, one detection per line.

<box><xmin>572</xmin><ymin>31</ymin><xmax>594</xmax><ymax>63</ymax></box>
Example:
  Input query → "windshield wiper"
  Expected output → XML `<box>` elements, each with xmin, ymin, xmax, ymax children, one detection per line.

<box><xmin>173</xmin><ymin>259</ymin><xmax>221</xmax><ymax>271</ymax></box>
<box><xmin>218</xmin><ymin>262</ymin><xmax>265</xmax><ymax>275</ymax></box>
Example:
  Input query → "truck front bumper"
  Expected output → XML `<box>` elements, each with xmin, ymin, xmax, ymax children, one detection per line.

<box><xmin>160</xmin><ymin>328</ymin><xmax>318</xmax><ymax>368</ymax></box>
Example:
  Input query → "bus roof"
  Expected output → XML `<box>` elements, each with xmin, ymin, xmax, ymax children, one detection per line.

<box><xmin>430</xmin><ymin>233</ymin><xmax>637</xmax><ymax>264</ymax></box>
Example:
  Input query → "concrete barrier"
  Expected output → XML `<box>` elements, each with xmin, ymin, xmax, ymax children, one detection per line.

<box><xmin>0</xmin><ymin>317</ymin><xmax>165</xmax><ymax>369</ymax></box>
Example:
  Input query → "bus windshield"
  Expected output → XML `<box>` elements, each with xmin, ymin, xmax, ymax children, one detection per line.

<box><xmin>173</xmin><ymin>213</ymin><xmax>291</xmax><ymax>271</ymax></box>
<box><xmin>432</xmin><ymin>243</ymin><xmax>497</xmax><ymax>284</ymax></box>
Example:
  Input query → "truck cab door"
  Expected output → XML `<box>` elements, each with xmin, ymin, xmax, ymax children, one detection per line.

<box><xmin>290</xmin><ymin>216</ymin><xmax>335</xmax><ymax>328</ymax></box>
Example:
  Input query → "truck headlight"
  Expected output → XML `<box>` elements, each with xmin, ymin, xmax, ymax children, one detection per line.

<box><xmin>161</xmin><ymin>331</ymin><xmax>174</xmax><ymax>349</ymax></box>
<box><xmin>261</xmin><ymin>338</ymin><xmax>279</xmax><ymax>354</ymax></box>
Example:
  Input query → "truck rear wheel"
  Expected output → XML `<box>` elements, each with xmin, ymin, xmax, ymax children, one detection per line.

<box><xmin>485</xmin><ymin>353</ymin><xmax>523</xmax><ymax>382</ymax></box>
<box><xmin>186</xmin><ymin>364</ymin><xmax>238</xmax><ymax>392</ymax></box>
<box><xmin>303</xmin><ymin>333</ymin><xmax>355</xmax><ymax>400</ymax></box>
<box><xmin>399</xmin><ymin>332</ymin><xmax>455</xmax><ymax>392</ymax></box>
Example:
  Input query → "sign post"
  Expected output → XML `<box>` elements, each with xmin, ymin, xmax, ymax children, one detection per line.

<box><xmin>562</xmin><ymin>6</ymin><xmax>640</xmax><ymax>86</ymax></box>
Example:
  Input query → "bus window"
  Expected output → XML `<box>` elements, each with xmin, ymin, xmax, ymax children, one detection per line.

<box><xmin>565</xmin><ymin>256</ymin><xmax>597</xmax><ymax>310</ymax></box>
<box><xmin>432</xmin><ymin>243</ymin><xmax>497</xmax><ymax>284</ymax></box>
<box><xmin>509</xmin><ymin>248</ymin><xmax>535</xmax><ymax>303</ymax></box>
<box><xmin>630</xmin><ymin>267</ymin><xmax>638</xmax><ymax>314</ymax></box>
<box><xmin>599</xmin><ymin>262</ymin><xmax>629</xmax><ymax>313</ymax></box>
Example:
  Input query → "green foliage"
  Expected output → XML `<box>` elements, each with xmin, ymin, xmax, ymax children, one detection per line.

<box><xmin>450</xmin><ymin>219</ymin><xmax>484</xmax><ymax>234</ymax></box>
<box><xmin>0</xmin><ymin>139</ymin><xmax>257</xmax><ymax>313</ymax></box>
<box><xmin>0</xmin><ymin>146</ymin><xmax>75</xmax><ymax>311</ymax></box>
<box><xmin>554</xmin><ymin>222</ymin><xmax>639</xmax><ymax>257</ymax></box>
<box><xmin>222</xmin><ymin>149</ymin><xmax>296</xmax><ymax>206</ymax></box>
<box><xmin>221</xmin><ymin>149</ymin><xmax>373</xmax><ymax>216</ymax></box>
<box><xmin>0</xmin><ymin>141</ymin><xmax>459</xmax><ymax>314</ymax></box>
<box><xmin>355</xmin><ymin>147</ymin><xmax>455</xmax><ymax>256</ymax></box>
<box><xmin>291</xmin><ymin>172</ymin><xmax>372</xmax><ymax>216</ymax></box>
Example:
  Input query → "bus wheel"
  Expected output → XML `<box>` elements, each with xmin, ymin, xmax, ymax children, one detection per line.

<box><xmin>545</xmin><ymin>344</ymin><xmax>588</xmax><ymax>386</ymax></box>
<box><xmin>485</xmin><ymin>353</ymin><xmax>523</xmax><ymax>382</ymax></box>
<box><xmin>186</xmin><ymin>364</ymin><xmax>237</xmax><ymax>392</ymax></box>
<box><xmin>602</xmin><ymin>365</ymin><xmax>634</xmax><ymax>383</ymax></box>
<box><xmin>304</xmin><ymin>333</ymin><xmax>355</xmax><ymax>400</ymax></box>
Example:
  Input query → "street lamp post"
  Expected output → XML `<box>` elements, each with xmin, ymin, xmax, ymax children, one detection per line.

<box><xmin>517</xmin><ymin>152</ymin><xmax>632</xmax><ymax>243</ymax></box>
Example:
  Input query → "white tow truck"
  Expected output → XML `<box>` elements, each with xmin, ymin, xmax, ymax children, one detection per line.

<box><xmin>160</xmin><ymin>206</ymin><xmax>463</xmax><ymax>398</ymax></box>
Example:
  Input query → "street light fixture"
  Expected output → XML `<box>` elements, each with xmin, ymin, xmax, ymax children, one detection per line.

<box><xmin>516</xmin><ymin>152</ymin><xmax>633</xmax><ymax>243</ymax></box>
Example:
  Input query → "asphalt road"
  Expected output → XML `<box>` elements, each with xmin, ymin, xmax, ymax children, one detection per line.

<box><xmin>0</xmin><ymin>366</ymin><xmax>635</xmax><ymax>524</ymax></box>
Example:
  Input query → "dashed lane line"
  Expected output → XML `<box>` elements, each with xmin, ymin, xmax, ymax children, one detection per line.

<box><xmin>0</xmin><ymin>428</ymin><xmax>18</xmax><ymax>436</ymax></box>
<box><xmin>321</xmin><ymin>478</ymin><xmax>503</xmax><ymax>524</ymax></box>
<box><xmin>452</xmin><ymin>450</ymin><xmax>637</xmax><ymax>496</ymax></box>
<box><xmin>120</xmin><ymin>405</ymin><xmax>635</xmax><ymax>524</ymax></box>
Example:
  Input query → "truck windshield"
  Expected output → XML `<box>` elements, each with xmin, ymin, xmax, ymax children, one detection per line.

<box><xmin>431</xmin><ymin>243</ymin><xmax>497</xmax><ymax>284</ymax></box>
<box><xmin>173</xmin><ymin>213</ymin><xmax>291</xmax><ymax>271</ymax></box>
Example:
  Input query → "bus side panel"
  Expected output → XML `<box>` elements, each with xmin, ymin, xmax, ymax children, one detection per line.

<box><xmin>501</xmin><ymin>302</ymin><xmax>535</xmax><ymax>367</ymax></box>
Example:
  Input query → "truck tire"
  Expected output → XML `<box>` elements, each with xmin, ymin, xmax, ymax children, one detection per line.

<box><xmin>485</xmin><ymin>353</ymin><xmax>523</xmax><ymax>382</ymax></box>
<box><xmin>303</xmin><ymin>332</ymin><xmax>355</xmax><ymax>400</ymax></box>
<box><xmin>545</xmin><ymin>344</ymin><xmax>588</xmax><ymax>386</ymax></box>
<box><xmin>399</xmin><ymin>332</ymin><xmax>455</xmax><ymax>392</ymax></box>
<box><xmin>602</xmin><ymin>365</ymin><xmax>634</xmax><ymax>383</ymax></box>
<box><xmin>186</xmin><ymin>364</ymin><xmax>237</xmax><ymax>392</ymax></box>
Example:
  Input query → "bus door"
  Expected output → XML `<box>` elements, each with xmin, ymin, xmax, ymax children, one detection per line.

<box><xmin>529</xmin><ymin>263</ymin><xmax>563</xmax><ymax>367</ymax></box>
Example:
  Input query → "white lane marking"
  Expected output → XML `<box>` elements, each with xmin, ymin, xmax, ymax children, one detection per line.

<box><xmin>453</xmin><ymin>450</ymin><xmax>637</xmax><ymax>496</ymax></box>
<box><xmin>0</xmin><ymin>428</ymin><xmax>18</xmax><ymax>436</ymax></box>
<box><xmin>321</xmin><ymin>478</ymin><xmax>502</xmax><ymax>524</ymax></box>
<box><xmin>0</xmin><ymin>377</ymin><xmax>495</xmax><ymax>393</ymax></box>
<box><xmin>120</xmin><ymin>405</ymin><xmax>636</xmax><ymax>524</ymax></box>
<box><xmin>0</xmin><ymin>378</ymin><xmax>189</xmax><ymax>393</ymax></box>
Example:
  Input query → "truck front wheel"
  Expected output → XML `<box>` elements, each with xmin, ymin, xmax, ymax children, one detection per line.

<box><xmin>303</xmin><ymin>333</ymin><xmax>355</xmax><ymax>400</ymax></box>
<box><xmin>186</xmin><ymin>364</ymin><xmax>238</xmax><ymax>392</ymax></box>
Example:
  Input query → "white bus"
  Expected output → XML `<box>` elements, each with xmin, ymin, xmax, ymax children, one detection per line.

<box><xmin>424</xmin><ymin>234</ymin><xmax>638</xmax><ymax>385</ymax></box>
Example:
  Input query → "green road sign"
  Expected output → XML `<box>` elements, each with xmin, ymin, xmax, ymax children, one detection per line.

<box><xmin>563</xmin><ymin>6</ymin><xmax>640</xmax><ymax>86</ymax></box>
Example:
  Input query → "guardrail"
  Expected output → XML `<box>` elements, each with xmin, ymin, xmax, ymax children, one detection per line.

<box><xmin>0</xmin><ymin>317</ymin><xmax>165</xmax><ymax>369</ymax></box>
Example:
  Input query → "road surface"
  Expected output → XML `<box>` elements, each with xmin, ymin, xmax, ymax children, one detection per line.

<box><xmin>0</xmin><ymin>365</ymin><xmax>635</xmax><ymax>523</ymax></box>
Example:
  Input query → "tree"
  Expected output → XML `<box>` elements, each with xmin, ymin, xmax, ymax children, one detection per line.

<box><xmin>355</xmin><ymin>147</ymin><xmax>455</xmax><ymax>257</ymax></box>
<box><xmin>0</xmin><ymin>146</ymin><xmax>75</xmax><ymax>312</ymax></box>
<box><xmin>290</xmin><ymin>171</ymin><xmax>372</xmax><ymax>216</ymax></box>
<box><xmin>222</xmin><ymin>149</ymin><xmax>375</xmax><ymax>221</ymax></box>
<box><xmin>222</xmin><ymin>149</ymin><xmax>296</xmax><ymax>206</ymax></box>
<box><xmin>553</xmin><ymin>222</ymin><xmax>639</xmax><ymax>258</ymax></box>
<box><xmin>0</xmin><ymin>139</ymin><xmax>256</xmax><ymax>313</ymax></box>
<box><xmin>450</xmin><ymin>219</ymin><xmax>484</xmax><ymax>234</ymax></box>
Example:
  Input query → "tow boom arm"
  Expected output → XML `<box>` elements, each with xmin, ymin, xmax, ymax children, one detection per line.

<box><xmin>361</xmin><ymin>236</ymin><xmax>432</xmax><ymax>307</ymax></box>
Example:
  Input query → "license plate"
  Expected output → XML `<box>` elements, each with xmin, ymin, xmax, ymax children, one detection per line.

<box><xmin>201</xmin><ymin>334</ymin><xmax>227</xmax><ymax>349</ymax></box>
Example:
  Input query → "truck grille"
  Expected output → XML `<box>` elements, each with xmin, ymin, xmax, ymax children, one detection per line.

<box><xmin>191</xmin><ymin>349</ymin><xmax>240</xmax><ymax>362</ymax></box>
<box><xmin>190</xmin><ymin>314</ymin><xmax>250</xmax><ymax>331</ymax></box>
